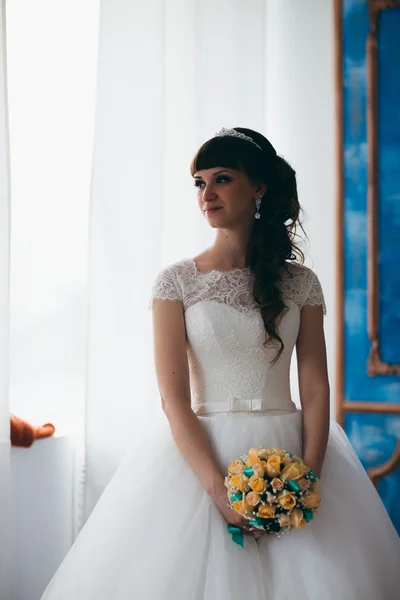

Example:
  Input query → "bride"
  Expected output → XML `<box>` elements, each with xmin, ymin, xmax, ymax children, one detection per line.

<box><xmin>41</xmin><ymin>127</ymin><xmax>400</xmax><ymax>599</ymax></box>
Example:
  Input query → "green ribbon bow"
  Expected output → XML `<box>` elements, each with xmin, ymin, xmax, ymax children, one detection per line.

<box><xmin>249</xmin><ymin>518</ymin><xmax>265</xmax><ymax>529</ymax></box>
<box><xmin>243</xmin><ymin>467</ymin><xmax>254</xmax><ymax>477</ymax></box>
<box><xmin>287</xmin><ymin>480</ymin><xmax>301</xmax><ymax>493</ymax></box>
<box><xmin>303</xmin><ymin>509</ymin><xmax>314</xmax><ymax>522</ymax></box>
<box><xmin>230</xmin><ymin>492</ymin><xmax>243</xmax><ymax>503</ymax></box>
<box><xmin>227</xmin><ymin>525</ymin><xmax>244</xmax><ymax>548</ymax></box>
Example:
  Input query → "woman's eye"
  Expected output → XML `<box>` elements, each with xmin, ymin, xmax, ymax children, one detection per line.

<box><xmin>194</xmin><ymin>176</ymin><xmax>231</xmax><ymax>188</ymax></box>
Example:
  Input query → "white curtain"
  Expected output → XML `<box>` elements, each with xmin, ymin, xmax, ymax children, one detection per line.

<box><xmin>82</xmin><ymin>0</ymin><xmax>267</xmax><ymax>525</ymax></box>
<box><xmin>0</xmin><ymin>1</ymin><xmax>12</xmax><ymax>597</ymax></box>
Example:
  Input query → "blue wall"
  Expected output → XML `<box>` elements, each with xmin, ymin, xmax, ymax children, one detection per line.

<box><xmin>342</xmin><ymin>0</ymin><xmax>400</xmax><ymax>532</ymax></box>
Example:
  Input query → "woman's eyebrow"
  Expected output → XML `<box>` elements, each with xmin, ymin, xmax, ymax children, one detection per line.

<box><xmin>194</xmin><ymin>169</ymin><xmax>232</xmax><ymax>179</ymax></box>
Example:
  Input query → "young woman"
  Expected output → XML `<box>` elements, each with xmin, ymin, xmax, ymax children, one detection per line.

<box><xmin>41</xmin><ymin>128</ymin><xmax>400</xmax><ymax>599</ymax></box>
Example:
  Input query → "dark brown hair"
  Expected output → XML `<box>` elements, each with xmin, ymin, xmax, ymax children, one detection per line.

<box><xmin>190</xmin><ymin>127</ymin><xmax>305</xmax><ymax>362</ymax></box>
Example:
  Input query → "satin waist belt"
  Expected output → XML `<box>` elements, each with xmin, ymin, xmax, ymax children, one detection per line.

<box><xmin>193</xmin><ymin>395</ymin><xmax>297</xmax><ymax>416</ymax></box>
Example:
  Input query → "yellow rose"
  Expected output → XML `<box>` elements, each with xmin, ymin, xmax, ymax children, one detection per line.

<box><xmin>270</xmin><ymin>448</ymin><xmax>286</xmax><ymax>458</ymax></box>
<box><xmin>297</xmin><ymin>462</ymin><xmax>310</xmax><ymax>476</ymax></box>
<box><xmin>258</xmin><ymin>448</ymin><xmax>271</xmax><ymax>459</ymax></box>
<box><xmin>252</xmin><ymin>464</ymin><xmax>265</xmax><ymax>478</ymax></box>
<box><xmin>231</xmin><ymin>475</ymin><xmax>250</xmax><ymax>492</ymax></box>
<box><xmin>228</xmin><ymin>459</ymin><xmax>245</xmax><ymax>476</ymax></box>
<box><xmin>281</xmin><ymin>454</ymin><xmax>294</xmax><ymax>466</ymax></box>
<box><xmin>281</xmin><ymin>462</ymin><xmax>307</xmax><ymax>481</ymax></box>
<box><xmin>246</xmin><ymin>454</ymin><xmax>262</xmax><ymax>467</ymax></box>
<box><xmin>233</xmin><ymin>499</ymin><xmax>252</xmax><ymax>516</ymax></box>
<box><xmin>258</xmin><ymin>503</ymin><xmax>276</xmax><ymax>519</ymax></box>
<box><xmin>249</xmin><ymin>475</ymin><xmax>267</xmax><ymax>494</ymax></box>
<box><xmin>302</xmin><ymin>491</ymin><xmax>320</xmax><ymax>509</ymax></box>
<box><xmin>280</xmin><ymin>463</ymin><xmax>299</xmax><ymax>480</ymax></box>
<box><xmin>277</xmin><ymin>490</ymin><xmax>297</xmax><ymax>510</ymax></box>
<box><xmin>265</xmin><ymin>455</ymin><xmax>282</xmax><ymax>478</ymax></box>
<box><xmin>246</xmin><ymin>491</ymin><xmax>261</xmax><ymax>506</ymax></box>
<box><xmin>289</xmin><ymin>508</ymin><xmax>307</xmax><ymax>528</ymax></box>
<box><xmin>248</xmin><ymin>447</ymin><xmax>261</xmax><ymax>456</ymax></box>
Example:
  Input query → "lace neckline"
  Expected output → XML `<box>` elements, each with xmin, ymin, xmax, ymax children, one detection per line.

<box><xmin>187</xmin><ymin>258</ymin><xmax>252</xmax><ymax>278</ymax></box>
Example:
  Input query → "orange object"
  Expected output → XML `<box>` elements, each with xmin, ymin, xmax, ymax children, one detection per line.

<box><xmin>10</xmin><ymin>414</ymin><xmax>56</xmax><ymax>447</ymax></box>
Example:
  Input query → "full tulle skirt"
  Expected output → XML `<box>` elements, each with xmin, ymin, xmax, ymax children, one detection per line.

<box><xmin>41</xmin><ymin>409</ymin><xmax>400</xmax><ymax>600</ymax></box>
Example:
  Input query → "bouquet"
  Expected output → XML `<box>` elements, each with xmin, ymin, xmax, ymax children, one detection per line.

<box><xmin>225</xmin><ymin>446</ymin><xmax>321</xmax><ymax>546</ymax></box>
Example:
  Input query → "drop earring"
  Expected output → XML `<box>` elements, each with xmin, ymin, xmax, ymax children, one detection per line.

<box><xmin>255</xmin><ymin>197</ymin><xmax>262</xmax><ymax>220</ymax></box>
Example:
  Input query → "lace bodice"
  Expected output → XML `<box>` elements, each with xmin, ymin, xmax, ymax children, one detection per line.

<box><xmin>150</xmin><ymin>258</ymin><xmax>326</xmax><ymax>416</ymax></box>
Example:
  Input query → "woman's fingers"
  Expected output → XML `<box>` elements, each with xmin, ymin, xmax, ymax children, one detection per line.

<box><xmin>239</xmin><ymin>521</ymin><xmax>267</xmax><ymax>537</ymax></box>
<box><xmin>228</xmin><ymin>514</ymin><xmax>267</xmax><ymax>537</ymax></box>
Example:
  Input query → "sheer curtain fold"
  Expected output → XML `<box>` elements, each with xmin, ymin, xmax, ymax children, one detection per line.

<box><xmin>0</xmin><ymin>1</ymin><xmax>12</xmax><ymax>598</ymax></box>
<box><xmin>82</xmin><ymin>0</ymin><xmax>266</xmax><ymax>525</ymax></box>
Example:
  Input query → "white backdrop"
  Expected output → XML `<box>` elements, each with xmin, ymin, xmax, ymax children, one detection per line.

<box><xmin>0</xmin><ymin>0</ymin><xmax>337</xmax><ymax>592</ymax></box>
<box><xmin>82</xmin><ymin>0</ymin><xmax>336</xmax><ymax>525</ymax></box>
<box><xmin>82</xmin><ymin>0</ymin><xmax>268</xmax><ymax>522</ymax></box>
<box><xmin>0</xmin><ymin>1</ymin><xmax>12</xmax><ymax>597</ymax></box>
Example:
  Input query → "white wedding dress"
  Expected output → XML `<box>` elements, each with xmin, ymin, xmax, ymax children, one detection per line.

<box><xmin>41</xmin><ymin>258</ymin><xmax>400</xmax><ymax>600</ymax></box>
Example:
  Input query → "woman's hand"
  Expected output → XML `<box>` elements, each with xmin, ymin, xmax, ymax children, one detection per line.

<box><xmin>212</xmin><ymin>483</ymin><xmax>266</xmax><ymax>538</ymax></box>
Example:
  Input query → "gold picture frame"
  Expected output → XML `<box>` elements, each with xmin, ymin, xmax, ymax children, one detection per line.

<box><xmin>366</xmin><ymin>0</ymin><xmax>400</xmax><ymax>375</ymax></box>
<box><xmin>334</xmin><ymin>0</ymin><xmax>400</xmax><ymax>427</ymax></box>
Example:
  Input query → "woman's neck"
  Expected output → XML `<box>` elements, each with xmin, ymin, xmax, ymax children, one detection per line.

<box><xmin>207</xmin><ymin>229</ymin><xmax>250</xmax><ymax>269</ymax></box>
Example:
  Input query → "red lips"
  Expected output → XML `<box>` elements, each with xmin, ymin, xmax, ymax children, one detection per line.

<box><xmin>204</xmin><ymin>207</ymin><xmax>222</xmax><ymax>213</ymax></box>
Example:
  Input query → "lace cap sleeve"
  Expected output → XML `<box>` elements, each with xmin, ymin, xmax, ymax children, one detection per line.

<box><xmin>304</xmin><ymin>270</ymin><xmax>326</xmax><ymax>314</ymax></box>
<box><xmin>148</xmin><ymin>265</ymin><xmax>183</xmax><ymax>309</ymax></box>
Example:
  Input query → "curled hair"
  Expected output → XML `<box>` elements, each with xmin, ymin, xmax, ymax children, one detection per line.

<box><xmin>190</xmin><ymin>127</ymin><xmax>305</xmax><ymax>362</ymax></box>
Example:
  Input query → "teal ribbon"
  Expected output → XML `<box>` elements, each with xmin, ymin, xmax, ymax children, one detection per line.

<box><xmin>308</xmin><ymin>470</ymin><xmax>319</xmax><ymax>482</ymax></box>
<box><xmin>287</xmin><ymin>480</ymin><xmax>301</xmax><ymax>493</ymax></box>
<box><xmin>249</xmin><ymin>518</ymin><xmax>265</xmax><ymax>529</ymax></box>
<box><xmin>228</xmin><ymin>525</ymin><xmax>244</xmax><ymax>548</ymax></box>
<box><xmin>230</xmin><ymin>492</ymin><xmax>243</xmax><ymax>503</ymax></box>
<box><xmin>243</xmin><ymin>467</ymin><xmax>254</xmax><ymax>477</ymax></box>
<box><xmin>303</xmin><ymin>509</ymin><xmax>314</xmax><ymax>522</ymax></box>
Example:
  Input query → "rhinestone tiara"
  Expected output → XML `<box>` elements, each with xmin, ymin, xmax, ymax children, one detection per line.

<box><xmin>214</xmin><ymin>127</ymin><xmax>262</xmax><ymax>150</ymax></box>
